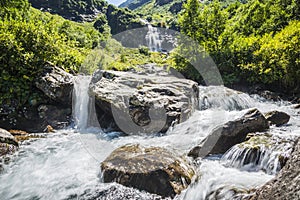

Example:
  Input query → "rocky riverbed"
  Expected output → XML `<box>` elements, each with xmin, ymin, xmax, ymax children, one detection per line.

<box><xmin>0</xmin><ymin>65</ymin><xmax>299</xmax><ymax>200</ymax></box>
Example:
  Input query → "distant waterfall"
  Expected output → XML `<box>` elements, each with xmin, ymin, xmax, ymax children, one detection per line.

<box><xmin>72</xmin><ymin>75</ymin><xmax>100</xmax><ymax>131</ymax></box>
<box><xmin>145</xmin><ymin>23</ymin><xmax>162</xmax><ymax>52</ymax></box>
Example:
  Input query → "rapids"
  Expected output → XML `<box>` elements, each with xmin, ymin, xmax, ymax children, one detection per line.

<box><xmin>0</xmin><ymin>80</ymin><xmax>299</xmax><ymax>200</ymax></box>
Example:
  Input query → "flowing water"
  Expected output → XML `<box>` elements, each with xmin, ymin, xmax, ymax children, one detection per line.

<box><xmin>0</xmin><ymin>79</ymin><xmax>300</xmax><ymax>199</ymax></box>
<box><xmin>145</xmin><ymin>23</ymin><xmax>162</xmax><ymax>52</ymax></box>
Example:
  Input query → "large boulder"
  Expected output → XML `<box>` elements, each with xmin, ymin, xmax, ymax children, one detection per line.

<box><xmin>248</xmin><ymin>138</ymin><xmax>300</xmax><ymax>200</ymax></box>
<box><xmin>264</xmin><ymin>110</ymin><xmax>290</xmax><ymax>126</ymax></box>
<box><xmin>189</xmin><ymin>109</ymin><xmax>269</xmax><ymax>158</ymax></box>
<box><xmin>35</xmin><ymin>62</ymin><xmax>74</xmax><ymax>106</ymax></box>
<box><xmin>90</xmin><ymin>64</ymin><xmax>199</xmax><ymax>133</ymax></box>
<box><xmin>101</xmin><ymin>144</ymin><xmax>195</xmax><ymax>198</ymax></box>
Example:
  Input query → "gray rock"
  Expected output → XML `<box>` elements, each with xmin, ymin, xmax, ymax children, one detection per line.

<box><xmin>101</xmin><ymin>144</ymin><xmax>195</xmax><ymax>198</ymax></box>
<box><xmin>0</xmin><ymin>128</ymin><xmax>18</xmax><ymax>158</ymax></box>
<box><xmin>90</xmin><ymin>64</ymin><xmax>199</xmax><ymax>133</ymax></box>
<box><xmin>248</xmin><ymin>138</ymin><xmax>300</xmax><ymax>200</ymax></box>
<box><xmin>189</xmin><ymin>109</ymin><xmax>269</xmax><ymax>158</ymax></box>
<box><xmin>37</xmin><ymin>104</ymin><xmax>72</xmax><ymax>130</ymax></box>
<box><xmin>0</xmin><ymin>128</ymin><xmax>18</xmax><ymax>146</ymax></box>
<box><xmin>264</xmin><ymin>110</ymin><xmax>290</xmax><ymax>126</ymax></box>
<box><xmin>35</xmin><ymin>62</ymin><xmax>74</xmax><ymax>106</ymax></box>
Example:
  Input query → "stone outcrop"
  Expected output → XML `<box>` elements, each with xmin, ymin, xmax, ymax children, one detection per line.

<box><xmin>90</xmin><ymin>64</ymin><xmax>199</xmax><ymax>134</ymax></box>
<box><xmin>189</xmin><ymin>109</ymin><xmax>269</xmax><ymax>158</ymax></box>
<box><xmin>264</xmin><ymin>110</ymin><xmax>290</xmax><ymax>126</ymax></box>
<box><xmin>101</xmin><ymin>144</ymin><xmax>195</xmax><ymax>197</ymax></box>
<box><xmin>35</xmin><ymin>62</ymin><xmax>74</xmax><ymax>106</ymax></box>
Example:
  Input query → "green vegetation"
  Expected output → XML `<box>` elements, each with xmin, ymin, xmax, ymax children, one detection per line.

<box><xmin>80</xmin><ymin>39</ymin><xmax>170</xmax><ymax>74</ymax></box>
<box><xmin>174</xmin><ymin>0</ymin><xmax>300</xmax><ymax>92</ymax></box>
<box><xmin>0</xmin><ymin>0</ymin><xmax>107</xmax><ymax>108</ymax></box>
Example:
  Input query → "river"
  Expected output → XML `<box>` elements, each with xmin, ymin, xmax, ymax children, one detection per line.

<box><xmin>0</xmin><ymin>79</ymin><xmax>299</xmax><ymax>200</ymax></box>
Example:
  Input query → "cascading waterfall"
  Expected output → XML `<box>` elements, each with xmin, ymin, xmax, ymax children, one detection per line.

<box><xmin>72</xmin><ymin>75</ymin><xmax>100</xmax><ymax>131</ymax></box>
<box><xmin>221</xmin><ymin>135</ymin><xmax>296</xmax><ymax>175</ymax></box>
<box><xmin>145</xmin><ymin>23</ymin><xmax>162</xmax><ymax>52</ymax></box>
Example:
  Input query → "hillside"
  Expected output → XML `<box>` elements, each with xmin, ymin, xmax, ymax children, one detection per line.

<box><xmin>119</xmin><ymin>0</ymin><xmax>152</xmax><ymax>10</ymax></box>
<box><xmin>28</xmin><ymin>0</ymin><xmax>144</xmax><ymax>34</ymax></box>
<box><xmin>120</xmin><ymin>0</ymin><xmax>184</xmax><ymax>28</ymax></box>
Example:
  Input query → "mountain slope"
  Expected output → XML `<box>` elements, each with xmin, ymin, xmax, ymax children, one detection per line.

<box><xmin>28</xmin><ymin>0</ymin><xmax>144</xmax><ymax>35</ymax></box>
<box><xmin>119</xmin><ymin>0</ymin><xmax>152</xmax><ymax>10</ymax></box>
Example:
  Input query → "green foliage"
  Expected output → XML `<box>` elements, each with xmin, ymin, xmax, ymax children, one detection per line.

<box><xmin>0</xmin><ymin>1</ymin><xmax>107</xmax><ymax>108</ymax></box>
<box><xmin>175</xmin><ymin>0</ymin><xmax>300</xmax><ymax>92</ymax></box>
<box><xmin>0</xmin><ymin>0</ymin><xmax>30</xmax><ymax>20</ymax></box>
<box><xmin>133</xmin><ymin>0</ymin><xmax>183</xmax><ymax>28</ymax></box>
<box><xmin>138</xmin><ymin>46</ymin><xmax>150</xmax><ymax>55</ymax></box>
<box><xmin>241</xmin><ymin>21</ymin><xmax>300</xmax><ymax>89</ymax></box>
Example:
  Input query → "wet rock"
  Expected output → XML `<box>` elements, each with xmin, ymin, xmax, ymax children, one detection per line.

<box><xmin>256</xmin><ymin>90</ymin><xmax>282</xmax><ymax>101</ymax></box>
<box><xmin>101</xmin><ymin>144</ymin><xmax>195</xmax><ymax>198</ymax></box>
<box><xmin>0</xmin><ymin>128</ymin><xmax>18</xmax><ymax>157</ymax></box>
<box><xmin>264</xmin><ymin>110</ymin><xmax>290</xmax><ymax>126</ymax></box>
<box><xmin>90</xmin><ymin>64</ymin><xmax>199</xmax><ymax>133</ymax></box>
<box><xmin>37</xmin><ymin>104</ymin><xmax>72</xmax><ymax>130</ymax></box>
<box><xmin>0</xmin><ymin>128</ymin><xmax>18</xmax><ymax>147</ymax></box>
<box><xmin>221</xmin><ymin>134</ymin><xmax>296</xmax><ymax>174</ymax></box>
<box><xmin>78</xmin><ymin>184</ymin><xmax>170</xmax><ymax>200</ymax></box>
<box><xmin>294</xmin><ymin>104</ymin><xmax>300</xmax><ymax>109</ymax></box>
<box><xmin>248</xmin><ymin>138</ymin><xmax>300</xmax><ymax>200</ymax></box>
<box><xmin>189</xmin><ymin>109</ymin><xmax>269</xmax><ymax>158</ymax></box>
<box><xmin>9</xmin><ymin>129</ymin><xmax>28</xmax><ymax>136</ymax></box>
<box><xmin>35</xmin><ymin>62</ymin><xmax>74</xmax><ymax>106</ymax></box>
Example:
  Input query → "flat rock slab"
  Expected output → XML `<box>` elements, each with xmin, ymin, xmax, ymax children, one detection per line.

<box><xmin>90</xmin><ymin>64</ymin><xmax>199</xmax><ymax>133</ymax></box>
<box><xmin>35</xmin><ymin>62</ymin><xmax>74</xmax><ymax>106</ymax></box>
<box><xmin>101</xmin><ymin>144</ymin><xmax>195</xmax><ymax>197</ymax></box>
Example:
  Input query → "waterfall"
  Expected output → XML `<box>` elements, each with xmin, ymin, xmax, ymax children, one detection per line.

<box><xmin>72</xmin><ymin>75</ymin><xmax>100</xmax><ymax>131</ymax></box>
<box><xmin>145</xmin><ymin>23</ymin><xmax>162</xmax><ymax>52</ymax></box>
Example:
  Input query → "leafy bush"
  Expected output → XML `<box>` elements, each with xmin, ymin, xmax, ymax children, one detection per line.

<box><xmin>175</xmin><ymin>0</ymin><xmax>300</xmax><ymax>92</ymax></box>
